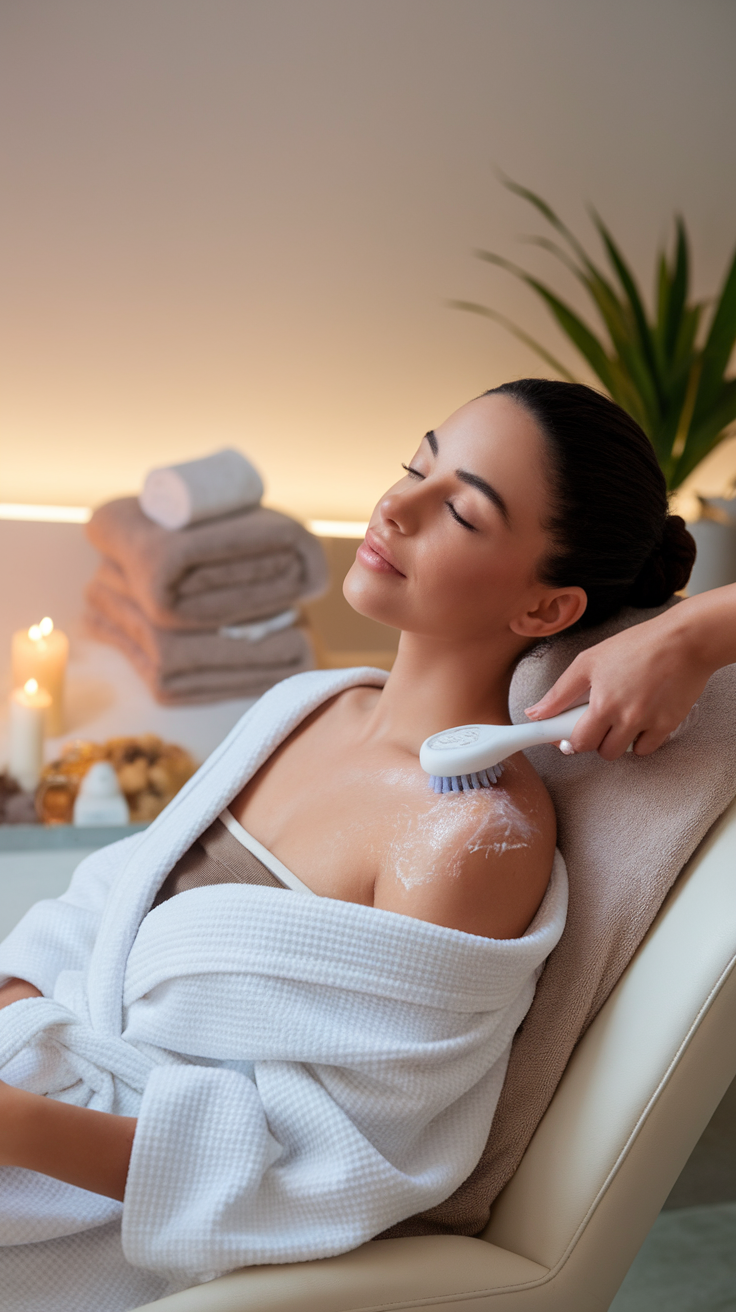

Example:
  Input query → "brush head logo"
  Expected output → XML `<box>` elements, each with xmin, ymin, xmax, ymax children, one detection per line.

<box><xmin>428</xmin><ymin>727</ymin><xmax>480</xmax><ymax>750</ymax></box>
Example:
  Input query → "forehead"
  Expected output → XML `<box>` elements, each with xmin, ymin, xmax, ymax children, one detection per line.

<box><xmin>435</xmin><ymin>393</ymin><xmax>547</xmax><ymax>477</ymax></box>
<box><xmin>432</xmin><ymin>393</ymin><xmax>551</xmax><ymax>533</ymax></box>
<box><xmin>437</xmin><ymin>392</ymin><xmax>542</xmax><ymax>449</ymax></box>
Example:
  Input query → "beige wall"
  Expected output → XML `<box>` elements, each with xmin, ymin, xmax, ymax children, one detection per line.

<box><xmin>1</xmin><ymin>0</ymin><xmax>735</xmax><ymax>520</ymax></box>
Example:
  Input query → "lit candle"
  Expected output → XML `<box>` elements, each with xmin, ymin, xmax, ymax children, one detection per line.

<box><xmin>11</xmin><ymin>617</ymin><xmax>68</xmax><ymax>735</ymax></box>
<box><xmin>9</xmin><ymin>678</ymin><xmax>52</xmax><ymax>792</ymax></box>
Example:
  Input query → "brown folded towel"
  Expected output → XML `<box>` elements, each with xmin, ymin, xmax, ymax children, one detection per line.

<box><xmin>384</xmin><ymin>602</ymin><xmax>736</xmax><ymax>1240</ymax></box>
<box><xmin>86</xmin><ymin>578</ymin><xmax>309</xmax><ymax>677</ymax></box>
<box><xmin>86</xmin><ymin>585</ymin><xmax>315</xmax><ymax>705</ymax></box>
<box><xmin>85</xmin><ymin>498</ymin><xmax>329</xmax><ymax>630</ymax></box>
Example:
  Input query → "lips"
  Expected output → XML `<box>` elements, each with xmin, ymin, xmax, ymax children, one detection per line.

<box><xmin>356</xmin><ymin>529</ymin><xmax>405</xmax><ymax>576</ymax></box>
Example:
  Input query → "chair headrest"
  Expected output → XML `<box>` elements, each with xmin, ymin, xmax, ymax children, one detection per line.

<box><xmin>388</xmin><ymin>601</ymin><xmax>736</xmax><ymax>1240</ymax></box>
<box><xmin>478</xmin><ymin>602</ymin><xmax>736</xmax><ymax>1225</ymax></box>
<box><xmin>509</xmin><ymin>600</ymin><xmax>736</xmax><ymax>1015</ymax></box>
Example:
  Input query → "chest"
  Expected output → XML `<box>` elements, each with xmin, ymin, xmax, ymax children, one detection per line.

<box><xmin>231</xmin><ymin>703</ymin><xmax>414</xmax><ymax>903</ymax></box>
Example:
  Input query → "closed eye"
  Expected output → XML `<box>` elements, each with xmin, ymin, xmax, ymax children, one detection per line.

<box><xmin>446</xmin><ymin>502</ymin><xmax>477</xmax><ymax>532</ymax></box>
<box><xmin>402</xmin><ymin>464</ymin><xmax>477</xmax><ymax>531</ymax></box>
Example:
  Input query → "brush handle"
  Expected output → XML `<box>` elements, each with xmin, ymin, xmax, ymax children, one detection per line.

<box><xmin>419</xmin><ymin>704</ymin><xmax>589</xmax><ymax>777</ymax></box>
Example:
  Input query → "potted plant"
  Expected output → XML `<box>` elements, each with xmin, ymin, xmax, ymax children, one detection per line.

<box><xmin>453</xmin><ymin>179</ymin><xmax>736</xmax><ymax>591</ymax></box>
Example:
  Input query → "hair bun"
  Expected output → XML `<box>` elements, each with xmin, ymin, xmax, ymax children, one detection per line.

<box><xmin>627</xmin><ymin>514</ymin><xmax>696</xmax><ymax>608</ymax></box>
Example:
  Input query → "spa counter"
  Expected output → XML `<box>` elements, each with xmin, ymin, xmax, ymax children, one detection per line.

<box><xmin>0</xmin><ymin>638</ymin><xmax>258</xmax><ymax>940</ymax></box>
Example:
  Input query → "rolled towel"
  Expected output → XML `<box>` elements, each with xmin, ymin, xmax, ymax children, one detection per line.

<box><xmin>140</xmin><ymin>449</ymin><xmax>264</xmax><ymax>530</ymax></box>
<box><xmin>86</xmin><ymin>498</ymin><xmax>329</xmax><ymax>630</ymax></box>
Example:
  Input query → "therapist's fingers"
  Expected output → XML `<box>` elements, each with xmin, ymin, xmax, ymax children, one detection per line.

<box><xmin>631</xmin><ymin>725</ymin><xmax>676</xmax><ymax>756</ymax></box>
<box><xmin>582</xmin><ymin>702</ymin><xmax>699</xmax><ymax>760</ymax></box>
<box><xmin>595</xmin><ymin>720</ymin><xmax>649</xmax><ymax>760</ymax></box>
<box><xmin>573</xmin><ymin>707</ymin><xmax>641</xmax><ymax>758</ymax></box>
<box><xmin>560</xmin><ymin>704</ymin><xmax>612</xmax><ymax>754</ymax></box>
<box><xmin>631</xmin><ymin>703</ymin><xmax>702</xmax><ymax>756</ymax></box>
<box><xmin>525</xmin><ymin>654</ymin><xmax>592</xmax><ymax>720</ymax></box>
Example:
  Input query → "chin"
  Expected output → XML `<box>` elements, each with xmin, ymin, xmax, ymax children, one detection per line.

<box><xmin>342</xmin><ymin>558</ymin><xmax>404</xmax><ymax>629</ymax></box>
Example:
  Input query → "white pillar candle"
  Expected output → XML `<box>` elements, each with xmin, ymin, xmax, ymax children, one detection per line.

<box><xmin>11</xmin><ymin>617</ymin><xmax>68</xmax><ymax>735</ymax></box>
<box><xmin>9</xmin><ymin>678</ymin><xmax>52</xmax><ymax>792</ymax></box>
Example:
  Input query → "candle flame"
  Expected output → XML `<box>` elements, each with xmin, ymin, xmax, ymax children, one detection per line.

<box><xmin>28</xmin><ymin>617</ymin><xmax>54</xmax><ymax>641</ymax></box>
<box><xmin>24</xmin><ymin>678</ymin><xmax>39</xmax><ymax>695</ymax></box>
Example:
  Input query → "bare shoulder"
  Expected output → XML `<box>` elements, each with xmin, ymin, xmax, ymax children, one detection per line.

<box><xmin>374</xmin><ymin>753</ymin><xmax>557</xmax><ymax>939</ymax></box>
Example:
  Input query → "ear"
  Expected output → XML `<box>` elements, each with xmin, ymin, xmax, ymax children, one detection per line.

<box><xmin>509</xmin><ymin>587</ymin><xmax>588</xmax><ymax>638</ymax></box>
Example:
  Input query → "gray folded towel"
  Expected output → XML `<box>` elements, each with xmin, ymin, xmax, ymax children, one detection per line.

<box><xmin>85</xmin><ymin>580</ymin><xmax>315</xmax><ymax>705</ymax></box>
<box><xmin>86</xmin><ymin>577</ymin><xmax>309</xmax><ymax>674</ymax></box>
<box><xmin>140</xmin><ymin>449</ymin><xmax>264</xmax><ymax>530</ymax></box>
<box><xmin>85</xmin><ymin>498</ymin><xmax>328</xmax><ymax>631</ymax></box>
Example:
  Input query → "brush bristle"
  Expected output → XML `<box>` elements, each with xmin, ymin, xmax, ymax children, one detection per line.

<box><xmin>429</xmin><ymin>763</ymin><xmax>505</xmax><ymax>793</ymax></box>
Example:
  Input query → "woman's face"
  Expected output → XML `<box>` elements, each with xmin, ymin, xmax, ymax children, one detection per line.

<box><xmin>343</xmin><ymin>393</ymin><xmax>584</xmax><ymax>645</ymax></box>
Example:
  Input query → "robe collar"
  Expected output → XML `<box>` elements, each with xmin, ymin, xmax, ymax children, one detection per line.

<box><xmin>87</xmin><ymin>666</ymin><xmax>388</xmax><ymax>1034</ymax></box>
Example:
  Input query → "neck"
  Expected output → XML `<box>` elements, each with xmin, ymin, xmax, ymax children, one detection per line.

<box><xmin>362</xmin><ymin>629</ymin><xmax>527</xmax><ymax>755</ymax></box>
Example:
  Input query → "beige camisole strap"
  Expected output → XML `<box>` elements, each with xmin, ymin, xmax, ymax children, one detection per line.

<box><xmin>218</xmin><ymin>808</ymin><xmax>315</xmax><ymax>894</ymax></box>
<box><xmin>153</xmin><ymin>807</ymin><xmax>314</xmax><ymax>907</ymax></box>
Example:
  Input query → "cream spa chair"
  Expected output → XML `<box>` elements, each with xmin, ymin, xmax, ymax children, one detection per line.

<box><xmin>139</xmin><ymin>772</ymin><xmax>736</xmax><ymax>1311</ymax></box>
<box><xmin>136</xmin><ymin>607</ymin><xmax>736</xmax><ymax>1312</ymax></box>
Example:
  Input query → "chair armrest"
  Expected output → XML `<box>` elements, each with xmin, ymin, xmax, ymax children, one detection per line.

<box><xmin>139</xmin><ymin>1235</ymin><xmax>548</xmax><ymax>1312</ymax></box>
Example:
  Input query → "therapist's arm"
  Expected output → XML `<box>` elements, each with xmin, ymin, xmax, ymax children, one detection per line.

<box><xmin>525</xmin><ymin>583</ymin><xmax>736</xmax><ymax>759</ymax></box>
<box><xmin>0</xmin><ymin>1080</ymin><xmax>135</xmax><ymax>1201</ymax></box>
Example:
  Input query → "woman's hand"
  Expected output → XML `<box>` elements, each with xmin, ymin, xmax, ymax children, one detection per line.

<box><xmin>525</xmin><ymin>586</ymin><xmax>736</xmax><ymax>759</ymax></box>
<box><xmin>0</xmin><ymin>978</ymin><xmax>42</xmax><ymax>1010</ymax></box>
<box><xmin>0</xmin><ymin>1079</ymin><xmax>136</xmax><ymax>1201</ymax></box>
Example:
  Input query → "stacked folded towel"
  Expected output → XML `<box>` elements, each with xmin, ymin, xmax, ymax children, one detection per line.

<box><xmin>84</xmin><ymin>450</ymin><xmax>328</xmax><ymax>704</ymax></box>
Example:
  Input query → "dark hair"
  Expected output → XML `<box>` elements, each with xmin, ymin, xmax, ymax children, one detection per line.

<box><xmin>485</xmin><ymin>379</ymin><xmax>696</xmax><ymax>630</ymax></box>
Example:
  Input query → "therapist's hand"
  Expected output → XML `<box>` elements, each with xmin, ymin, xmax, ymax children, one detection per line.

<box><xmin>524</xmin><ymin>603</ymin><xmax>714</xmax><ymax>760</ymax></box>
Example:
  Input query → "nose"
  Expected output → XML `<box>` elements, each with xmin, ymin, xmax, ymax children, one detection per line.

<box><xmin>377</xmin><ymin>487</ymin><xmax>418</xmax><ymax>534</ymax></box>
<box><xmin>375</xmin><ymin>469</ymin><xmax>432</xmax><ymax>535</ymax></box>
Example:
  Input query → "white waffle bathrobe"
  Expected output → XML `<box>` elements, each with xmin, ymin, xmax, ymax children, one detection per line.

<box><xmin>0</xmin><ymin>668</ymin><xmax>567</xmax><ymax>1312</ymax></box>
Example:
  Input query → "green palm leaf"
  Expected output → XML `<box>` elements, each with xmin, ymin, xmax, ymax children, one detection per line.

<box><xmin>456</xmin><ymin>178</ymin><xmax>736</xmax><ymax>490</ymax></box>
<box><xmin>691</xmin><ymin>245</ymin><xmax>736</xmax><ymax>422</ymax></box>
<box><xmin>663</xmin><ymin>219</ymin><xmax>689</xmax><ymax>363</ymax></box>
<box><xmin>447</xmin><ymin>300</ymin><xmax>577</xmax><ymax>381</ymax></box>
<box><xmin>673</xmin><ymin>378</ymin><xmax>736</xmax><ymax>485</ymax></box>
<box><xmin>591</xmin><ymin>212</ymin><xmax>664</xmax><ymax>406</ymax></box>
<box><xmin>474</xmin><ymin>250</ymin><xmax>620</xmax><ymax>395</ymax></box>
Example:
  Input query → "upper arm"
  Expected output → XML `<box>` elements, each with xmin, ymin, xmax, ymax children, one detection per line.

<box><xmin>374</xmin><ymin>770</ymin><xmax>557</xmax><ymax>939</ymax></box>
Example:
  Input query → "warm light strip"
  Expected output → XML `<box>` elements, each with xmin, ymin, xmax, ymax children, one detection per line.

<box><xmin>0</xmin><ymin>505</ymin><xmax>369</xmax><ymax>535</ymax></box>
<box><xmin>0</xmin><ymin>503</ymin><xmax>92</xmax><ymax>523</ymax></box>
<box><xmin>308</xmin><ymin>519</ymin><xmax>368</xmax><ymax>538</ymax></box>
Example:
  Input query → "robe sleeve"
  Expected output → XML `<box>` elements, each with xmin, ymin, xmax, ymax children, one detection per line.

<box><xmin>118</xmin><ymin>862</ymin><xmax>567</xmax><ymax>1282</ymax></box>
<box><xmin>121</xmin><ymin>1038</ymin><xmax>508</xmax><ymax>1280</ymax></box>
<box><xmin>0</xmin><ymin>833</ymin><xmax>145</xmax><ymax>996</ymax></box>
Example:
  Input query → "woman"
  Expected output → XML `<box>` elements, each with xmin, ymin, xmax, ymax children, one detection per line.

<box><xmin>0</xmin><ymin>380</ymin><xmax>695</xmax><ymax>1309</ymax></box>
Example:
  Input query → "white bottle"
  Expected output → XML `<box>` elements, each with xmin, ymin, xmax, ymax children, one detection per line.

<box><xmin>73</xmin><ymin>762</ymin><xmax>130</xmax><ymax>827</ymax></box>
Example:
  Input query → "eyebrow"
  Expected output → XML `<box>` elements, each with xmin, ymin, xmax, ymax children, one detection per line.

<box><xmin>423</xmin><ymin>429</ymin><xmax>510</xmax><ymax>525</ymax></box>
<box><xmin>456</xmin><ymin>470</ymin><xmax>510</xmax><ymax>524</ymax></box>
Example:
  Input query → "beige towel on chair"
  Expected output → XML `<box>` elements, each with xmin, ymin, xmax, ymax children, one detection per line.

<box><xmin>85</xmin><ymin>498</ymin><xmax>328</xmax><ymax>630</ymax></box>
<box><xmin>384</xmin><ymin>602</ymin><xmax>736</xmax><ymax>1239</ymax></box>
